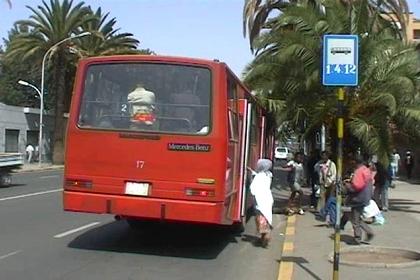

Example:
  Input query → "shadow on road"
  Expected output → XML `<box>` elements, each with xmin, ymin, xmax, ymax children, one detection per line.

<box><xmin>277</xmin><ymin>256</ymin><xmax>323</xmax><ymax>280</ymax></box>
<box><xmin>389</xmin><ymin>198</ymin><xmax>420</xmax><ymax>214</ymax></box>
<box><xmin>328</xmin><ymin>233</ymin><xmax>361</xmax><ymax>246</ymax></box>
<box><xmin>68</xmin><ymin>220</ymin><xmax>238</xmax><ymax>259</ymax></box>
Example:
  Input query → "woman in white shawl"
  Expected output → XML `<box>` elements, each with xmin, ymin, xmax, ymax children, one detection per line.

<box><xmin>250</xmin><ymin>159</ymin><xmax>274</xmax><ymax>246</ymax></box>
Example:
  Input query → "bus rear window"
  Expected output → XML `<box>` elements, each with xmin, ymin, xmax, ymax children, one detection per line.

<box><xmin>78</xmin><ymin>63</ymin><xmax>211</xmax><ymax>135</ymax></box>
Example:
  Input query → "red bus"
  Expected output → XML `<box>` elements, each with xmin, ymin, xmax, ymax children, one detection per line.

<box><xmin>63</xmin><ymin>55</ymin><xmax>276</xmax><ymax>229</ymax></box>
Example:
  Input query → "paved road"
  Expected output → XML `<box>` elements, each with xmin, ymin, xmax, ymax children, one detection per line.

<box><xmin>0</xmin><ymin>170</ymin><xmax>287</xmax><ymax>280</ymax></box>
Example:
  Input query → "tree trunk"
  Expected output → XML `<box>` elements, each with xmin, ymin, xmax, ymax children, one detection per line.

<box><xmin>51</xmin><ymin>49</ymin><xmax>67</xmax><ymax>164</ymax></box>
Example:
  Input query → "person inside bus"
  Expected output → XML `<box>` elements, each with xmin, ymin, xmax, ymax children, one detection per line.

<box><xmin>127</xmin><ymin>83</ymin><xmax>156</xmax><ymax>129</ymax></box>
<box><xmin>250</xmin><ymin>159</ymin><xmax>274</xmax><ymax>247</ymax></box>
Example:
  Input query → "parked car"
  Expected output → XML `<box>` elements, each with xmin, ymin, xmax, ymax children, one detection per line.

<box><xmin>275</xmin><ymin>147</ymin><xmax>289</xmax><ymax>160</ymax></box>
<box><xmin>0</xmin><ymin>153</ymin><xmax>23</xmax><ymax>186</ymax></box>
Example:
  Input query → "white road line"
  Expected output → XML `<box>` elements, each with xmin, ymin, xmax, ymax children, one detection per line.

<box><xmin>39</xmin><ymin>175</ymin><xmax>59</xmax><ymax>179</ymax></box>
<box><xmin>0</xmin><ymin>250</ymin><xmax>22</xmax><ymax>261</ymax></box>
<box><xmin>54</xmin><ymin>222</ymin><xmax>101</xmax><ymax>238</ymax></box>
<box><xmin>0</xmin><ymin>189</ymin><xmax>62</xmax><ymax>202</ymax></box>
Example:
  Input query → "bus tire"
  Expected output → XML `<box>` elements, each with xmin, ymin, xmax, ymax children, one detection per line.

<box><xmin>0</xmin><ymin>173</ymin><xmax>12</xmax><ymax>187</ymax></box>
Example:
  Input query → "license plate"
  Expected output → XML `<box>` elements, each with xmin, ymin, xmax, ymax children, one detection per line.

<box><xmin>125</xmin><ymin>182</ymin><xmax>150</xmax><ymax>196</ymax></box>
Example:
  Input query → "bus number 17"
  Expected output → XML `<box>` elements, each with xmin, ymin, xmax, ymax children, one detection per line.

<box><xmin>136</xmin><ymin>160</ymin><xmax>145</xmax><ymax>169</ymax></box>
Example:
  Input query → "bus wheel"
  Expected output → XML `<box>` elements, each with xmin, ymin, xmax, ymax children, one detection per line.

<box><xmin>0</xmin><ymin>173</ymin><xmax>12</xmax><ymax>187</ymax></box>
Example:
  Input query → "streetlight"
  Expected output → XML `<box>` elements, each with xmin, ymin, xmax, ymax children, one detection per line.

<box><xmin>18</xmin><ymin>80</ymin><xmax>43</xmax><ymax>166</ymax></box>
<box><xmin>40</xmin><ymin>31</ymin><xmax>91</xmax><ymax>164</ymax></box>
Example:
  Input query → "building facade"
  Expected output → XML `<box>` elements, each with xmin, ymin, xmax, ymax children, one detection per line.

<box><xmin>0</xmin><ymin>102</ymin><xmax>54</xmax><ymax>161</ymax></box>
<box><xmin>406</xmin><ymin>13</ymin><xmax>420</xmax><ymax>43</ymax></box>
<box><xmin>382</xmin><ymin>13</ymin><xmax>420</xmax><ymax>43</ymax></box>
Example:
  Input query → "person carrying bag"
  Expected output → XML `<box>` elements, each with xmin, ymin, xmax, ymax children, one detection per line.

<box><xmin>343</xmin><ymin>155</ymin><xmax>375</xmax><ymax>244</ymax></box>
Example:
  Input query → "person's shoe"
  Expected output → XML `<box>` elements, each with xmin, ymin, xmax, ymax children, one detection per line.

<box><xmin>286</xmin><ymin>208</ymin><xmax>295</xmax><ymax>215</ymax></box>
<box><xmin>365</xmin><ymin>233</ymin><xmax>375</xmax><ymax>243</ymax></box>
<box><xmin>298</xmin><ymin>208</ymin><xmax>305</xmax><ymax>215</ymax></box>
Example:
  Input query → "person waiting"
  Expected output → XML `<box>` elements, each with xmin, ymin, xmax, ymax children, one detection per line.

<box><xmin>25</xmin><ymin>144</ymin><xmax>35</xmax><ymax>164</ymax></box>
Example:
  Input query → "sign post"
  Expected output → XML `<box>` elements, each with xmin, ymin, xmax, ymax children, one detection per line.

<box><xmin>322</xmin><ymin>34</ymin><xmax>359</xmax><ymax>280</ymax></box>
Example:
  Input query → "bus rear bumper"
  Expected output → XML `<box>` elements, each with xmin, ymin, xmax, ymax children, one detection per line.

<box><xmin>63</xmin><ymin>191</ymin><xmax>227</xmax><ymax>225</ymax></box>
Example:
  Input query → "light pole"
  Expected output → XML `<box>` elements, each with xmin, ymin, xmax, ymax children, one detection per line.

<box><xmin>18</xmin><ymin>80</ymin><xmax>43</xmax><ymax>166</ymax></box>
<box><xmin>40</xmin><ymin>31</ymin><xmax>90</xmax><ymax>164</ymax></box>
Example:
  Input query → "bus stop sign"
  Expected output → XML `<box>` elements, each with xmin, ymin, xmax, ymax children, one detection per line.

<box><xmin>322</xmin><ymin>35</ymin><xmax>359</xmax><ymax>86</ymax></box>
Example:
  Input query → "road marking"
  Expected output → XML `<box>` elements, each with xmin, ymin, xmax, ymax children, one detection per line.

<box><xmin>288</xmin><ymin>215</ymin><xmax>296</xmax><ymax>224</ymax></box>
<box><xmin>0</xmin><ymin>189</ymin><xmax>62</xmax><ymax>202</ymax></box>
<box><xmin>39</xmin><ymin>175</ymin><xmax>59</xmax><ymax>179</ymax></box>
<box><xmin>0</xmin><ymin>250</ymin><xmax>22</xmax><ymax>261</ymax></box>
<box><xmin>285</xmin><ymin>226</ymin><xmax>295</xmax><ymax>235</ymax></box>
<box><xmin>278</xmin><ymin>261</ymin><xmax>293</xmax><ymax>279</ymax></box>
<box><xmin>283</xmin><ymin>242</ymin><xmax>294</xmax><ymax>252</ymax></box>
<box><xmin>278</xmin><ymin>215</ymin><xmax>297</xmax><ymax>280</ymax></box>
<box><xmin>54</xmin><ymin>222</ymin><xmax>100</xmax><ymax>238</ymax></box>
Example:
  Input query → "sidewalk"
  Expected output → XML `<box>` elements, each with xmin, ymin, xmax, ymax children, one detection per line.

<box><xmin>278</xmin><ymin>180</ymin><xmax>420</xmax><ymax>280</ymax></box>
<box><xmin>14</xmin><ymin>163</ymin><xmax>64</xmax><ymax>173</ymax></box>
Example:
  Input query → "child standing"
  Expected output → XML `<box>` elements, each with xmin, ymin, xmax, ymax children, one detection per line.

<box><xmin>250</xmin><ymin>159</ymin><xmax>274</xmax><ymax>247</ymax></box>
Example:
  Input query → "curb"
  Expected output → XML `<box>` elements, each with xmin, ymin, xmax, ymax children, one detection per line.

<box><xmin>13</xmin><ymin>165</ymin><xmax>64</xmax><ymax>174</ymax></box>
<box><xmin>278</xmin><ymin>215</ymin><xmax>296</xmax><ymax>280</ymax></box>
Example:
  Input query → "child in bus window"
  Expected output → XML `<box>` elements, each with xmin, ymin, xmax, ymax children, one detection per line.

<box><xmin>250</xmin><ymin>159</ymin><xmax>274</xmax><ymax>247</ymax></box>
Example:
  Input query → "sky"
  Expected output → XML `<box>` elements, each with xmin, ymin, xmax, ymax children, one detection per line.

<box><xmin>1</xmin><ymin>0</ymin><xmax>420</xmax><ymax>78</ymax></box>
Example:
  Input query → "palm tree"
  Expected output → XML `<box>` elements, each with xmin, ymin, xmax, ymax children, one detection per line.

<box><xmin>75</xmin><ymin>7</ymin><xmax>139</xmax><ymax>57</ymax></box>
<box><xmin>243</xmin><ymin>0</ymin><xmax>411</xmax><ymax>50</ymax></box>
<box><xmin>61</xmin><ymin>7</ymin><xmax>142</xmax><ymax>117</ymax></box>
<box><xmin>243</xmin><ymin>0</ymin><xmax>420</xmax><ymax>164</ymax></box>
<box><xmin>5</xmin><ymin>0</ymin><xmax>94</xmax><ymax>163</ymax></box>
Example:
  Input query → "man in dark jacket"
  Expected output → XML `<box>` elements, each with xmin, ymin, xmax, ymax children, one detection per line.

<box><xmin>404</xmin><ymin>151</ymin><xmax>414</xmax><ymax>179</ymax></box>
<box><xmin>373</xmin><ymin>161</ymin><xmax>391</xmax><ymax>211</ymax></box>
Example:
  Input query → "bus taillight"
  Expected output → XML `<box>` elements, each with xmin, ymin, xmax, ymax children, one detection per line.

<box><xmin>185</xmin><ymin>188</ymin><xmax>215</xmax><ymax>197</ymax></box>
<box><xmin>65</xmin><ymin>179</ymin><xmax>93</xmax><ymax>188</ymax></box>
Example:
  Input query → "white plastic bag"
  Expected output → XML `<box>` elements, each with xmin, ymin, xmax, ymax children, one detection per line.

<box><xmin>373</xmin><ymin>213</ymin><xmax>386</xmax><ymax>225</ymax></box>
<box><xmin>363</xmin><ymin>199</ymin><xmax>381</xmax><ymax>219</ymax></box>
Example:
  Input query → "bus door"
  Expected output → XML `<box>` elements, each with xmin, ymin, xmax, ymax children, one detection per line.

<box><xmin>235</xmin><ymin>99</ymin><xmax>252</xmax><ymax>221</ymax></box>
